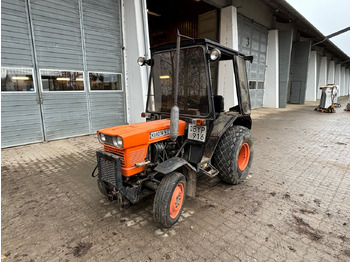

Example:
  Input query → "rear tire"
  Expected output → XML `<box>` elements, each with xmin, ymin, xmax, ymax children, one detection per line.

<box><xmin>212</xmin><ymin>125</ymin><xmax>253</xmax><ymax>185</ymax></box>
<box><xmin>153</xmin><ymin>172</ymin><xmax>187</xmax><ymax>228</ymax></box>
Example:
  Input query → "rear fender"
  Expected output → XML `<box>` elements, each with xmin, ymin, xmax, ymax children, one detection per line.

<box><xmin>200</xmin><ymin>113</ymin><xmax>251</xmax><ymax>162</ymax></box>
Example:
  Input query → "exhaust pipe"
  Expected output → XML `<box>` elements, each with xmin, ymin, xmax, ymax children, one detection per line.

<box><xmin>170</xmin><ymin>29</ymin><xmax>181</xmax><ymax>142</ymax></box>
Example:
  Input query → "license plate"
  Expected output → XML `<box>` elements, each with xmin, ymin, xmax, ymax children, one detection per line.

<box><xmin>188</xmin><ymin>124</ymin><xmax>207</xmax><ymax>142</ymax></box>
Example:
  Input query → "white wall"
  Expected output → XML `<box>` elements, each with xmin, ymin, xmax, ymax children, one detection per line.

<box><xmin>305</xmin><ymin>51</ymin><xmax>317</xmax><ymax>101</ymax></box>
<box><xmin>317</xmin><ymin>57</ymin><xmax>328</xmax><ymax>99</ymax></box>
<box><xmin>327</xmin><ymin>61</ymin><xmax>335</xmax><ymax>84</ymax></box>
<box><xmin>122</xmin><ymin>0</ymin><xmax>149</xmax><ymax>124</ymax></box>
<box><xmin>335</xmin><ymin>63</ymin><xmax>341</xmax><ymax>95</ymax></box>
<box><xmin>232</xmin><ymin>0</ymin><xmax>272</xmax><ymax>28</ymax></box>
<box><xmin>346</xmin><ymin>68</ymin><xmax>349</xmax><ymax>95</ymax></box>
<box><xmin>218</xmin><ymin>5</ymin><xmax>239</xmax><ymax>110</ymax></box>
<box><xmin>263</xmin><ymin>30</ymin><xmax>279</xmax><ymax>108</ymax></box>
<box><xmin>341</xmin><ymin>66</ymin><xmax>346</xmax><ymax>96</ymax></box>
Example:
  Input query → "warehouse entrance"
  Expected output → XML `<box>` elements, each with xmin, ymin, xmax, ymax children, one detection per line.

<box><xmin>146</xmin><ymin>0</ymin><xmax>219</xmax><ymax>47</ymax></box>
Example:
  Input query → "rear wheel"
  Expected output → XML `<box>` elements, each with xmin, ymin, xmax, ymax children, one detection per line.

<box><xmin>212</xmin><ymin>125</ymin><xmax>253</xmax><ymax>184</ymax></box>
<box><xmin>153</xmin><ymin>172</ymin><xmax>187</xmax><ymax>227</ymax></box>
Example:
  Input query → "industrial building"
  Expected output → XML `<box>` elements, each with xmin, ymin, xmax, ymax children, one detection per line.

<box><xmin>2</xmin><ymin>0</ymin><xmax>350</xmax><ymax>148</ymax></box>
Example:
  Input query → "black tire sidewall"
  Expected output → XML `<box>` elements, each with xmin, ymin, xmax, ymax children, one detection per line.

<box><xmin>233</xmin><ymin>130</ymin><xmax>254</xmax><ymax>181</ymax></box>
<box><xmin>97</xmin><ymin>179</ymin><xmax>111</xmax><ymax>196</ymax></box>
<box><xmin>213</xmin><ymin>125</ymin><xmax>253</xmax><ymax>184</ymax></box>
<box><xmin>153</xmin><ymin>172</ymin><xmax>187</xmax><ymax>227</ymax></box>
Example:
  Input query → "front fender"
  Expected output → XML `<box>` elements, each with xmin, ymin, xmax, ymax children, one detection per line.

<box><xmin>154</xmin><ymin>157</ymin><xmax>195</xmax><ymax>175</ymax></box>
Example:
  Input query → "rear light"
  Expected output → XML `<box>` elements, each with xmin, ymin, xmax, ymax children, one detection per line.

<box><xmin>192</xmin><ymin>119</ymin><xmax>205</xmax><ymax>126</ymax></box>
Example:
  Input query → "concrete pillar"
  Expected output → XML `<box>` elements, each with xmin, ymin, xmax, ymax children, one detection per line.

<box><xmin>346</xmin><ymin>69</ymin><xmax>350</xmax><ymax>95</ymax></box>
<box><xmin>328</xmin><ymin>60</ymin><xmax>335</xmax><ymax>84</ymax></box>
<box><xmin>263</xmin><ymin>30</ymin><xmax>279</xmax><ymax>108</ymax></box>
<box><xmin>335</xmin><ymin>63</ymin><xmax>341</xmax><ymax>95</ymax></box>
<box><xmin>317</xmin><ymin>57</ymin><xmax>327</xmax><ymax>99</ymax></box>
<box><xmin>341</xmin><ymin>66</ymin><xmax>346</xmax><ymax>96</ymax></box>
<box><xmin>218</xmin><ymin>6</ymin><xmax>238</xmax><ymax>109</ymax></box>
<box><xmin>122</xmin><ymin>0</ymin><xmax>149</xmax><ymax>124</ymax></box>
<box><xmin>305</xmin><ymin>51</ymin><xmax>317</xmax><ymax>101</ymax></box>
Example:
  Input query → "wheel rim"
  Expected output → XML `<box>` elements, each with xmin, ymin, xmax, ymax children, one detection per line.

<box><xmin>238</xmin><ymin>142</ymin><xmax>250</xmax><ymax>171</ymax></box>
<box><xmin>169</xmin><ymin>183</ymin><xmax>184</xmax><ymax>219</ymax></box>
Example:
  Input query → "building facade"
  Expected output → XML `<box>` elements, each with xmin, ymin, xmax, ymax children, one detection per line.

<box><xmin>2</xmin><ymin>0</ymin><xmax>350</xmax><ymax>148</ymax></box>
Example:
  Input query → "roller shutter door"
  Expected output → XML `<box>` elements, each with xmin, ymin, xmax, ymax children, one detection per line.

<box><xmin>1</xmin><ymin>0</ymin><xmax>125</xmax><ymax>147</ymax></box>
<box><xmin>30</xmin><ymin>0</ymin><xmax>89</xmax><ymax>141</ymax></box>
<box><xmin>237</xmin><ymin>15</ymin><xmax>268</xmax><ymax>109</ymax></box>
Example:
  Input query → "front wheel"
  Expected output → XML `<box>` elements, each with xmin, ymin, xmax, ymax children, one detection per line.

<box><xmin>212</xmin><ymin>125</ymin><xmax>253</xmax><ymax>185</ymax></box>
<box><xmin>153</xmin><ymin>172</ymin><xmax>187</xmax><ymax>227</ymax></box>
<box><xmin>97</xmin><ymin>179</ymin><xmax>112</xmax><ymax>197</ymax></box>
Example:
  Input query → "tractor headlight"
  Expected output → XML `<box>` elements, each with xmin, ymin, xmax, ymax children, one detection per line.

<box><xmin>209</xmin><ymin>48</ymin><xmax>221</xmax><ymax>61</ymax></box>
<box><xmin>113</xmin><ymin>136</ymin><xmax>123</xmax><ymax>148</ymax></box>
<box><xmin>98</xmin><ymin>133</ymin><xmax>106</xmax><ymax>143</ymax></box>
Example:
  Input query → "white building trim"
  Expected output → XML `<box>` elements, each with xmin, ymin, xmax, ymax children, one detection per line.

<box><xmin>263</xmin><ymin>30</ymin><xmax>279</xmax><ymax>108</ymax></box>
<box><xmin>121</xmin><ymin>0</ymin><xmax>149</xmax><ymax>124</ymax></box>
<box><xmin>218</xmin><ymin>5</ymin><xmax>239</xmax><ymax>109</ymax></box>
<box><xmin>305</xmin><ymin>51</ymin><xmax>317</xmax><ymax>101</ymax></box>
<box><xmin>317</xmin><ymin>57</ymin><xmax>328</xmax><ymax>99</ymax></box>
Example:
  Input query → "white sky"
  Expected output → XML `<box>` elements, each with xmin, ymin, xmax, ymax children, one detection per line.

<box><xmin>286</xmin><ymin>0</ymin><xmax>350</xmax><ymax>57</ymax></box>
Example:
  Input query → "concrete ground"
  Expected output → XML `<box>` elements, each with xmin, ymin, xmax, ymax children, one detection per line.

<box><xmin>1</xmin><ymin>97</ymin><xmax>350</xmax><ymax>262</ymax></box>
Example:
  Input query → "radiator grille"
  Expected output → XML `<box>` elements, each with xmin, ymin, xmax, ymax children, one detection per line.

<box><xmin>130</xmin><ymin>148</ymin><xmax>146</xmax><ymax>166</ymax></box>
<box><xmin>97</xmin><ymin>151</ymin><xmax>121</xmax><ymax>188</ymax></box>
<box><xmin>104</xmin><ymin>146</ymin><xmax>125</xmax><ymax>166</ymax></box>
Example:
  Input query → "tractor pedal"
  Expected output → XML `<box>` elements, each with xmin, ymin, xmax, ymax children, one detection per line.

<box><xmin>200</xmin><ymin>164</ymin><xmax>219</xmax><ymax>178</ymax></box>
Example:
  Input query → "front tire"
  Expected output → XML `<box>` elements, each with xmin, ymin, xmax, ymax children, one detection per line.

<box><xmin>97</xmin><ymin>179</ymin><xmax>112</xmax><ymax>197</ymax></box>
<box><xmin>153</xmin><ymin>172</ymin><xmax>187</xmax><ymax>227</ymax></box>
<box><xmin>212</xmin><ymin>125</ymin><xmax>253</xmax><ymax>185</ymax></box>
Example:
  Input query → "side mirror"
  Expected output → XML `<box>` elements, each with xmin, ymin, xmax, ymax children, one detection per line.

<box><xmin>244</xmin><ymin>55</ymin><xmax>254</xmax><ymax>63</ymax></box>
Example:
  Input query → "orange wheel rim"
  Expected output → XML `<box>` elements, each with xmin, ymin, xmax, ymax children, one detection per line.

<box><xmin>238</xmin><ymin>143</ymin><xmax>250</xmax><ymax>171</ymax></box>
<box><xmin>169</xmin><ymin>183</ymin><xmax>184</xmax><ymax>219</ymax></box>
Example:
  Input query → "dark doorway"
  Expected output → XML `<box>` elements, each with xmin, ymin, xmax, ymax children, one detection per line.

<box><xmin>146</xmin><ymin>0</ymin><xmax>218</xmax><ymax>47</ymax></box>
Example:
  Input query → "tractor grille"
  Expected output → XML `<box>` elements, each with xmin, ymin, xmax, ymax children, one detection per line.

<box><xmin>104</xmin><ymin>145</ymin><xmax>125</xmax><ymax>166</ymax></box>
<box><xmin>96</xmin><ymin>150</ymin><xmax>121</xmax><ymax>188</ymax></box>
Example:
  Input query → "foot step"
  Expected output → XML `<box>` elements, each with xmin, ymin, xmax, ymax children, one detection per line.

<box><xmin>200</xmin><ymin>164</ymin><xmax>219</xmax><ymax>178</ymax></box>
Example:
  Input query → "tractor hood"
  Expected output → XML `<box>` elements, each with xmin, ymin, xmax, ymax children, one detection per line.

<box><xmin>98</xmin><ymin>119</ymin><xmax>186</xmax><ymax>148</ymax></box>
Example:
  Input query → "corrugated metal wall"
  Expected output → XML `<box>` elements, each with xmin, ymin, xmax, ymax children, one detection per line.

<box><xmin>1</xmin><ymin>0</ymin><xmax>34</xmax><ymax>67</ymax></box>
<box><xmin>237</xmin><ymin>14</ymin><xmax>268</xmax><ymax>109</ymax></box>
<box><xmin>30</xmin><ymin>0</ymin><xmax>84</xmax><ymax>70</ymax></box>
<box><xmin>1</xmin><ymin>0</ymin><xmax>125</xmax><ymax>148</ymax></box>
<box><xmin>82</xmin><ymin>0</ymin><xmax>126</xmax><ymax>131</ymax></box>
<box><xmin>83</xmin><ymin>0</ymin><xmax>123</xmax><ymax>72</ymax></box>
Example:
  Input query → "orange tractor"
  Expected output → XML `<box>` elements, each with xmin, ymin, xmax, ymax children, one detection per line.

<box><xmin>94</xmin><ymin>33</ymin><xmax>254</xmax><ymax>227</ymax></box>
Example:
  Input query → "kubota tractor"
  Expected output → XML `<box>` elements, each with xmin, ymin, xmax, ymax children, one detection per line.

<box><xmin>93</xmin><ymin>32</ymin><xmax>254</xmax><ymax>227</ymax></box>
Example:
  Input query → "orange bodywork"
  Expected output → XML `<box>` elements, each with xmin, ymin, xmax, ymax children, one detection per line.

<box><xmin>98</xmin><ymin>119</ymin><xmax>186</xmax><ymax>177</ymax></box>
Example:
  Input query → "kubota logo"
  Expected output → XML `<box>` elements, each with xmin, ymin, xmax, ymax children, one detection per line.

<box><xmin>150</xmin><ymin>129</ymin><xmax>170</xmax><ymax>139</ymax></box>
